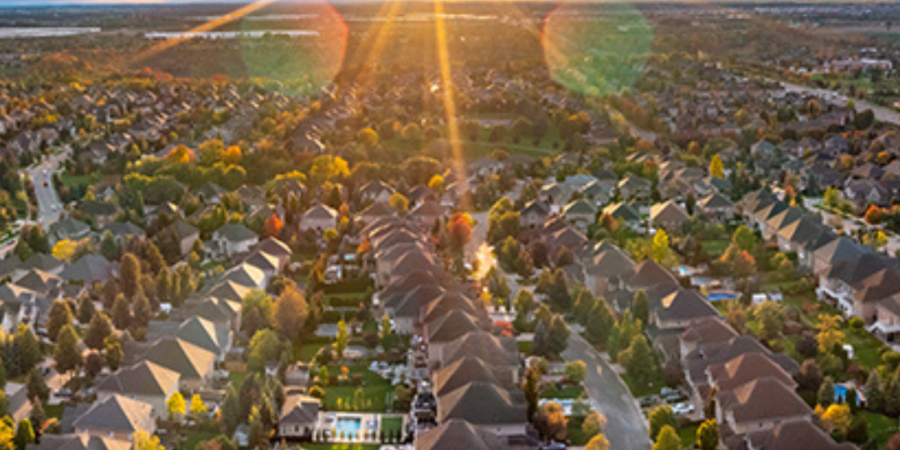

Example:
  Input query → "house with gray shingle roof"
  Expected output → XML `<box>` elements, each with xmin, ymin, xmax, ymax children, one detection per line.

<box><xmin>415</xmin><ymin>419</ymin><xmax>512</xmax><ymax>450</ymax></box>
<box><xmin>563</xmin><ymin>199</ymin><xmax>596</xmax><ymax>231</ymax></box>
<box><xmin>650</xmin><ymin>200</ymin><xmax>690</xmax><ymax>233</ymax></box>
<box><xmin>147</xmin><ymin>316</ymin><xmax>232</xmax><ymax>360</ymax></box>
<box><xmin>300</xmin><ymin>204</ymin><xmax>337</xmax><ymax>232</ymax></box>
<box><xmin>436</xmin><ymin>382</ymin><xmax>527</xmax><ymax>436</ymax></box>
<box><xmin>277</xmin><ymin>391</ymin><xmax>320</xmax><ymax>439</ymax></box>
<box><xmin>49</xmin><ymin>217</ymin><xmax>91</xmax><ymax>245</ymax></box>
<box><xmin>25</xmin><ymin>433</ymin><xmax>132</xmax><ymax>450</ymax></box>
<box><xmin>60</xmin><ymin>254</ymin><xmax>116</xmax><ymax>284</ymax></box>
<box><xmin>134</xmin><ymin>337</ymin><xmax>216</xmax><ymax>390</ymax></box>
<box><xmin>212</xmin><ymin>223</ymin><xmax>258</xmax><ymax>259</ymax></box>
<box><xmin>68</xmin><ymin>394</ymin><xmax>155</xmax><ymax>440</ymax></box>
<box><xmin>698</xmin><ymin>192</ymin><xmax>734</xmax><ymax>222</ymax></box>
<box><xmin>96</xmin><ymin>361</ymin><xmax>180</xmax><ymax>419</ymax></box>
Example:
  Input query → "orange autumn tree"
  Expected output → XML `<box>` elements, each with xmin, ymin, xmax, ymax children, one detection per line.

<box><xmin>264</xmin><ymin>214</ymin><xmax>283</xmax><ymax>238</ymax></box>
<box><xmin>448</xmin><ymin>211</ymin><xmax>473</xmax><ymax>253</ymax></box>
<box><xmin>865</xmin><ymin>205</ymin><xmax>885</xmax><ymax>225</ymax></box>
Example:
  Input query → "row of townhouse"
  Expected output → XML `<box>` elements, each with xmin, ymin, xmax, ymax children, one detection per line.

<box><xmin>363</xmin><ymin>216</ymin><xmax>540</xmax><ymax>450</ymax></box>
<box><xmin>739</xmin><ymin>188</ymin><xmax>900</xmax><ymax>346</ymax></box>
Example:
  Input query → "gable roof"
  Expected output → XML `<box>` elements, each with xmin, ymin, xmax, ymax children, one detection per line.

<box><xmin>433</xmin><ymin>356</ymin><xmax>509</xmax><ymax>397</ymax></box>
<box><xmin>96</xmin><ymin>361</ymin><xmax>180</xmax><ymax>397</ymax></box>
<box><xmin>414</xmin><ymin>419</ymin><xmax>502</xmax><ymax>450</ymax></box>
<box><xmin>744</xmin><ymin>420</ymin><xmax>859</xmax><ymax>450</ymax></box>
<box><xmin>425</xmin><ymin>310</ymin><xmax>484</xmax><ymax>343</ymax></box>
<box><xmin>142</xmin><ymin>337</ymin><xmax>216</xmax><ymax>380</ymax></box>
<box><xmin>708</xmin><ymin>352</ymin><xmax>797</xmax><ymax>394</ymax></box>
<box><xmin>654</xmin><ymin>289</ymin><xmax>720</xmax><ymax>324</ymax></box>
<box><xmin>70</xmin><ymin>394</ymin><xmax>153</xmax><ymax>434</ymax></box>
<box><xmin>699</xmin><ymin>192</ymin><xmax>733</xmax><ymax>209</ymax></box>
<box><xmin>650</xmin><ymin>200</ymin><xmax>690</xmax><ymax>224</ymax></box>
<box><xmin>627</xmin><ymin>260</ymin><xmax>679</xmax><ymax>290</ymax></box>
<box><xmin>436</xmin><ymin>381</ymin><xmax>527</xmax><ymax>425</ymax></box>
<box><xmin>60</xmin><ymin>254</ymin><xmax>115</xmax><ymax>283</ymax></box>
<box><xmin>214</xmin><ymin>223</ymin><xmax>257</xmax><ymax>242</ymax></box>
<box><xmin>718</xmin><ymin>377</ymin><xmax>812</xmax><ymax>424</ymax></box>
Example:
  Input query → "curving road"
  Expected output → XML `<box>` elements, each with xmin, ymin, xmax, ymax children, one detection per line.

<box><xmin>563</xmin><ymin>333</ymin><xmax>652</xmax><ymax>450</ymax></box>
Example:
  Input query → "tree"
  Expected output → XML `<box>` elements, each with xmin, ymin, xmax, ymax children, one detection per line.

<box><xmin>28</xmin><ymin>400</ymin><xmax>44</xmax><ymax>438</ymax></box>
<box><xmin>53</xmin><ymin>325</ymin><xmax>82</xmax><ymax>373</ymax></box>
<box><xmin>388</xmin><ymin>192</ymin><xmax>409</xmax><ymax>215</ymax></box>
<box><xmin>247</xmin><ymin>405</ymin><xmax>270</xmax><ymax>449</ymax></box>
<box><xmin>817</xmin><ymin>314</ymin><xmax>845</xmax><ymax>353</ymax></box>
<box><xmin>565</xmin><ymin>360</ymin><xmax>587</xmax><ymax>384</ymax></box>
<box><xmin>448</xmin><ymin>212</ymin><xmax>473</xmax><ymax>253</ymax></box>
<box><xmin>248</xmin><ymin>329</ymin><xmax>286</xmax><ymax>373</ymax></box>
<box><xmin>241</xmin><ymin>289</ymin><xmax>274</xmax><ymax>338</ymax></box>
<box><xmin>263</xmin><ymin>214</ymin><xmax>284</xmax><ymax>238</ymax></box>
<box><xmin>51</xmin><ymin>239</ymin><xmax>77</xmax><ymax>263</ymax></box>
<box><xmin>546</xmin><ymin>315</ymin><xmax>570</xmax><ymax>357</ymax></box>
<box><xmin>650</xmin><ymin>229</ymin><xmax>672</xmax><ymax>265</ymax></box>
<box><xmin>132</xmin><ymin>292</ymin><xmax>152</xmax><ymax>328</ymax></box>
<box><xmin>335</xmin><ymin>320</ymin><xmax>349</xmax><ymax>359</ymax></box>
<box><xmin>709</xmin><ymin>154</ymin><xmax>724</xmax><ymax>179</ymax></box>
<box><xmin>633</xmin><ymin>290</ymin><xmax>649</xmax><ymax>327</ymax></box>
<box><xmin>46</xmin><ymin>299</ymin><xmax>73</xmax><ymax>342</ymax></box>
<box><xmin>523</xmin><ymin>366</ymin><xmax>540</xmax><ymax>420</ymax></box>
<box><xmin>167</xmin><ymin>391</ymin><xmax>186</xmax><ymax>420</ymax></box>
<box><xmin>190</xmin><ymin>393</ymin><xmax>208</xmax><ymax>417</ymax></box>
<box><xmin>586</xmin><ymin>300</ymin><xmax>614</xmax><ymax>346</ymax></box>
<box><xmin>648</xmin><ymin>405</ymin><xmax>677</xmax><ymax>441</ymax></box>
<box><xmin>111</xmin><ymin>295</ymin><xmax>131</xmax><ymax>330</ymax></box>
<box><xmin>822</xmin><ymin>403</ymin><xmax>852</xmax><ymax>437</ymax></box>
<box><xmin>120</xmin><ymin>253</ymin><xmax>142</xmax><ymax>300</ymax></box>
<box><xmin>105</xmin><ymin>335</ymin><xmax>123</xmax><ymax>371</ymax></box>
<box><xmin>866</xmin><ymin>371</ymin><xmax>885</xmax><ymax>413</ymax></box>
<box><xmin>535</xmin><ymin>402</ymin><xmax>568</xmax><ymax>442</ymax></box>
<box><xmin>17</xmin><ymin>325</ymin><xmax>41</xmax><ymax>375</ymax></box>
<box><xmin>77</xmin><ymin>296</ymin><xmax>95</xmax><ymax>325</ymax></box>
<box><xmin>13</xmin><ymin>419</ymin><xmax>33</xmax><ymax>450</ymax></box>
<box><xmin>731</xmin><ymin>225</ymin><xmax>757</xmax><ymax>252</ymax></box>
<box><xmin>619</xmin><ymin>335</ymin><xmax>658</xmax><ymax>389</ymax></box>
<box><xmin>582</xmin><ymin>411</ymin><xmax>607</xmax><ymax>438</ymax></box>
<box><xmin>84</xmin><ymin>312</ymin><xmax>112</xmax><ymax>350</ymax></box>
<box><xmin>134</xmin><ymin>431</ymin><xmax>165</xmax><ymax>450</ymax></box>
<box><xmin>818</xmin><ymin>376</ymin><xmax>836</xmax><ymax>408</ymax></box>
<box><xmin>754</xmin><ymin>301</ymin><xmax>785</xmax><ymax>341</ymax></box>
<box><xmin>697</xmin><ymin>419</ymin><xmax>718</xmax><ymax>450</ymax></box>
<box><xmin>25</xmin><ymin>369</ymin><xmax>49</xmax><ymax>404</ymax></box>
<box><xmin>653</xmin><ymin>425</ymin><xmax>681</xmax><ymax>450</ymax></box>
<box><xmin>585</xmin><ymin>433</ymin><xmax>610</xmax><ymax>450</ymax></box>
<box><xmin>274</xmin><ymin>286</ymin><xmax>308</xmax><ymax>343</ymax></box>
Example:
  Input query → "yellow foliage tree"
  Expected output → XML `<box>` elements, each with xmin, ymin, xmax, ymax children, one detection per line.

<box><xmin>821</xmin><ymin>403</ymin><xmax>852</xmax><ymax>435</ymax></box>
<box><xmin>189</xmin><ymin>393</ymin><xmax>208</xmax><ymax>417</ymax></box>
<box><xmin>585</xmin><ymin>433</ymin><xmax>610</xmax><ymax>450</ymax></box>
<box><xmin>52</xmin><ymin>239</ymin><xmax>77</xmax><ymax>263</ymax></box>
<box><xmin>709</xmin><ymin>154</ymin><xmax>725</xmax><ymax>179</ymax></box>
<box><xmin>167</xmin><ymin>391</ymin><xmax>186</xmax><ymax>420</ymax></box>
<box><xmin>816</xmin><ymin>314</ymin><xmax>845</xmax><ymax>353</ymax></box>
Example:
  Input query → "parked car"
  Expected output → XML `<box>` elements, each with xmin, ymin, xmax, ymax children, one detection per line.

<box><xmin>672</xmin><ymin>402</ymin><xmax>694</xmax><ymax>415</ymax></box>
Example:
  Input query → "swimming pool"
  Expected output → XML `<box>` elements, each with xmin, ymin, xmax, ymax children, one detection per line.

<box><xmin>335</xmin><ymin>417</ymin><xmax>362</xmax><ymax>439</ymax></box>
<box><xmin>708</xmin><ymin>292</ymin><xmax>738</xmax><ymax>301</ymax></box>
<box><xmin>834</xmin><ymin>385</ymin><xmax>858</xmax><ymax>404</ymax></box>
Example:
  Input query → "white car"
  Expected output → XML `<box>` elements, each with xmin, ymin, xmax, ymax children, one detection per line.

<box><xmin>671</xmin><ymin>402</ymin><xmax>694</xmax><ymax>415</ymax></box>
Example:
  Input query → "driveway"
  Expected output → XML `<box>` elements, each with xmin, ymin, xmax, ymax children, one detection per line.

<box><xmin>563</xmin><ymin>333</ymin><xmax>652</xmax><ymax>450</ymax></box>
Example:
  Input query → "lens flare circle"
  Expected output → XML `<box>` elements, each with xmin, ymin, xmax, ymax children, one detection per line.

<box><xmin>542</xmin><ymin>3</ymin><xmax>653</xmax><ymax>97</ymax></box>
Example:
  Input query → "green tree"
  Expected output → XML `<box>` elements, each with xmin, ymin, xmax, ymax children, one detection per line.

<box><xmin>585</xmin><ymin>300</ymin><xmax>614</xmax><ymax>346</ymax></box>
<box><xmin>105</xmin><ymin>335</ymin><xmax>123</xmax><ymax>371</ymax></box>
<box><xmin>111</xmin><ymin>294</ymin><xmax>131</xmax><ymax>330</ymax></box>
<box><xmin>633</xmin><ymin>290</ymin><xmax>649</xmax><ymax>328</ymax></box>
<box><xmin>754</xmin><ymin>301</ymin><xmax>785</xmax><ymax>341</ymax></box>
<box><xmin>522</xmin><ymin>366</ymin><xmax>540</xmax><ymax>420</ymax></box>
<box><xmin>732</xmin><ymin>225</ymin><xmax>757</xmax><ymax>252</ymax></box>
<box><xmin>132</xmin><ymin>292</ymin><xmax>152</xmax><ymax>328</ymax></box>
<box><xmin>697</xmin><ymin>419</ymin><xmax>719</xmax><ymax>450</ymax></box>
<box><xmin>582</xmin><ymin>411</ymin><xmax>607</xmax><ymax>439</ymax></box>
<box><xmin>77</xmin><ymin>296</ymin><xmax>95</xmax><ymax>325</ymax></box>
<box><xmin>248</xmin><ymin>329</ymin><xmax>286</xmax><ymax>373</ymax></box>
<box><xmin>16</xmin><ymin>325</ymin><xmax>41</xmax><ymax>375</ymax></box>
<box><xmin>53</xmin><ymin>325</ymin><xmax>82</xmax><ymax>373</ymax></box>
<box><xmin>120</xmin><ymin>252</ymin><xmax>142</xmax><ymax>300</ymax></box>
<box><xmin>25</xmin><ymin>369</ymin><xmax>48</xmax><ymax>404</ymax></box>
<box><xmin>13</xmin><ymin>419</ymin><xmax>33</xmax><ymax>450</ymax></box>
<box><xmin>619</xmin><ymin>335</ymin><xmax>658</xmax><ymax>388</ymax></box>
<box><xmin>46</xmin><ymin>300</ymin><xmax>73</xmax><ymax>342</ymax></box>
<box><xmin>564</xmin><ymin>360</ymin><xmax>587</xmax><ymax>384</ymax></box>
<box><xmin>84</xmin><ymin>312</ymin><xmax>112</xmax><ymax>350</ymax></box>
<box><xmin>866</xmin><ymin>371</ymin><xmax>885</xmax><ymax>413</ymax></box>
<box><xmin>247</xmin><ymin>405</ymin><xmax>269</xmax><ymax>449</ymax></box>
<box><xmin>818</xmin><ymin>376</ymin><xmax>836</xmax><ymax>408</ymax></box>
<box><xmin>648</xmin><ymin>405</ymin><xmax>677</xmax><ymax>441</ymax></box>
<box><xmin>167</xmin><ymin>391</ymin><xmax>186</xmax><ymax>420</ymax></box>
<box><xmin>653</xmin><ymin>425</ymin><xmax>681</xmax><ymax>450</ymax></box>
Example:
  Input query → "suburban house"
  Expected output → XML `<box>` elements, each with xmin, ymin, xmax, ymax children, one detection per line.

<box><xmin>300</xmin><ymin>204</ymin><xmax>338</xmax><ymax>232</ymax></box>
<box><xmin>435</xmin><ymin>382</ymin><xmax>527</xmax><ymax>437</ymax></box>
<box><xmin>211</xmin><ymin>223</ymin><xmax>259</xmax><ymax>258</ymax></box>
<box><xmin>649</xmin><ymin>200</ymin><xmax>690</xmax><ymax>233</ymax></box>
<box><xmin>715</xmin><ymin>377</ymin><xmax>812</xmax><ymax>436</ymax></box>
<box><xmin>67</xmin><ymin>395</ymin><xmax>156</xmax><ymax>440</ymax></box>
<box><xmin>95</xmin><ymin>361</ymin><xmax>180</xmax><ymax>420</ymax></box>
<box><xmin>277</xmin><ymin>390</ymin><xmax>321</xmax><ymax>439</ymax></box>
<box><xmin>697</xmin><ymin>192</ymin><xmax>734</xmax><ymax>222</ymax></box>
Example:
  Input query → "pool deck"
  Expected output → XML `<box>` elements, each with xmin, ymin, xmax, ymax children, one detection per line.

<box><xmin>316</xmin><ymin>412</ymin><xmax>406</xmax><ymax>443</ymax></box>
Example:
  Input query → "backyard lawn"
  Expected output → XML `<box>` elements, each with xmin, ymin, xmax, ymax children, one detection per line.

<box><xmin>380</xmin><ymin>416</ymin><xmax>403</xmax><ymax>436</ymax></box>
<box><xmin>297</xmin><ymin>342</ymin><xmax>329</xmax><ymax>362</ymax></box>
<box><xmin>322</xmin><ymin>364</ymin><xmax>394</xmax><ymax>412</ymax></box>
<box><xmin>678</xmin><ymin>423</ymin><xmax>699</xmax><ymax>448</ymax></box>
<box><xmin>860</xmin><ymin>411</ymin><xmax>898</xmax><ymax>450</ymax></box>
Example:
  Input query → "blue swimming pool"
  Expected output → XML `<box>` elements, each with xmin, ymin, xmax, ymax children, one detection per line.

<box><xmin>835</xmin><ymin>385</ymin><xmax>858</xmax><ymax>404</ymax></box>
<box><xmin>335</xmin><ymin>417</ymin><xmax>361</xmax><ymax>439</ymax></box>
<box><xmin>708</xmin><ymin>292</ymin><xmax>738</xmax><ymax>301</ymax></box>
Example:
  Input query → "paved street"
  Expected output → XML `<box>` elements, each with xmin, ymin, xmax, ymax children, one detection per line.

<box><xmin>563</xmin><ymin>333</ymin><xmax>652</xmax><ymax>450</ymax></box>
<box><xmin>28</xmin><ymin>148</ymin><xmax>69</xmax><ymax>228</ymax></box>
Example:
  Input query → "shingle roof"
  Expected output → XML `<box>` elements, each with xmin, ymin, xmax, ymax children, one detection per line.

<box><xmin>708</xmin><ymin>352</ymin><xmax>797</xmax><ymax>394</ymax></box>
<box><xmin>745</xmin><ymin>420</ymin><xmax>859</xmax><ymax>450</ymax></box>
<box><xmin>433</xmin><ymin>356</ymin><xmax>509</xmax><ymax>397</ymax></box>
<box><xmin>142</xmin><ymin>337</ymin><xmax>216</xmax><ymax>380</ymax></box>
<box><xmin>650</xmin><ymin>200</ymin><xmax>690</xmax><ymax>224</ymax></box>
<box><xmin>425</xmin><ymin>310</ymin><xmax>484</xmax><ymax>343</ymax></box>
<box><xmin>96</xmin><ymin>361</ymin><xmax>180</xmax><ymax>397</ymax></box>
<box><xmin>654</xmin><ymin>289</ymin><xmax>720</xmax><ymax>324</ymax></box>
<box><xmin>718</xmin><ymin>377</ymin><xmax>812</xmax><ymax>424</ymax></box>
<box><xmin>214</xmin><ymin>223</ymin><xmax>257</xmax><ymax>242</ymax></box>
<box><xmin>70</xmin><ymin>394</ymin><xmax>153</xmax><ymax>434</ymax></box>
<box><xmin>60</xmin><ymin>254</ymin><xmax>115</xmax><ymax>283</ymax></box>
<box><xmin>414</xmin><ymin>419</ymin><xmax>502</xmax><ymax>450</ymax></box>
<box><xmin>436</xmin><ymin>381</ymin><xmax>527</xmax><ymax>425</ymax></box>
